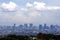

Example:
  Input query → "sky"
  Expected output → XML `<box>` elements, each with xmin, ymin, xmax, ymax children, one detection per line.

<box><xmin>0</xmin><ymin>0</ymin><xmax>60</xmax><ymax>25</ymax></box>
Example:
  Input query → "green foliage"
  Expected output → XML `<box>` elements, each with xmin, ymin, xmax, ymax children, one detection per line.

<box><xmin>0</xmin><ymin>35</ymin><xmax>30</xmax><ymax>40</ymax></box>
<box><xmin>37</xmin><ymin>33</ymin><xmax>60</xmax><ymax>40</ymax></box>
<box><xmin>0</xmin><ymin>33</ymin><xmax>60</xmax><ymax>40</ymax></box>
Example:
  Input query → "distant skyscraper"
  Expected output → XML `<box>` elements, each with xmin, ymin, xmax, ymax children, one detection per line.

<box><xmin>43</xmin><ymin>24</ymin><xmax>46</xmax><ymax>30</ymax></box>
<box><xmin>50</xmin><ymin>25</ymin><xmax>57</xmax><ymax>34</ymax></box>
<box><xmin>24</xmin><ymin>24</ymin><xmax>28</xmax><ymax>28</ymax></box>
<box><xmin>39</xmin><ymin>24</ymin><xmax>43</xmax><ymax>32</ymax></box>
<box><xmin>44</xmin><ymin>24</ymin><xmax>49</xmax><ymax>29</ymax></box>
<box><xmin>43</xmin><ymin>24</ymin><xmax>49</xmax><ymax>33</ymax></box>
<box><xmin>12</xmin><ymin>24</ymin><xmax>16</xmax><ymax>34</ymax></box>
<box><xmin>29</xmin><ymin>23</ymin><xmax>33</xmax><ymax>28</ymax></box>
<box><xmin>13</xmin><ymin>24</ymin><xmax>16</xmax><ymax>28</ymax></box>
<box><xmin>19</xmin><ymin>24</ymin><xmax>23</xmax><ymax>28</ymax></box>
<box><xmin>50</xmin><ymin>25</ymin><xmax>54</xmax><ymax>29</ymax></box>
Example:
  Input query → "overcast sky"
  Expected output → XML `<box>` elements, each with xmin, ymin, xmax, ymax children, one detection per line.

<box><xmin>0</xmin><ymin>0</ymin><xmax>60</xmax><ymax>25</ymax></box>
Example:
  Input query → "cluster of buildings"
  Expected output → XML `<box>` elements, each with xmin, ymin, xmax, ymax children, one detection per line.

<box><xmin>0</xmin><ymin>23</ymin><xmax>60</xmax><ymax>35</ymax></box>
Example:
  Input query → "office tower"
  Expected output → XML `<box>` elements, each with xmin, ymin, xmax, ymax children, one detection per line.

<box><xmin>39</xmin><ymin>24</ymin><xmax>43</xmax><ymax>32</ymax></box>
<box><xmin>44</xmin><ymin>24</ymin><xmax>47</xmax><ymax>28</ymax></box>
<box><xmin>19</xmin><ymin>24</ymin><xmax>23</xmax><ymax>29</ymax></box>
<box><xmin>29</xmin><ymin>23</ymin><xmax>33</xmax><ymax>27</ymax></box>
<box><xmin>50</xmin><ymin>25</ymin><xmax>57</xmax><ymax>34</ymax></box>
<box><xmin>44</xmin><ymin>24</ymin><xmax>49</xmax><ymax>29</ymax></box>
<box><xmin>28</xmin><ymin>23</ymin><xmax>33</xmax><ymax>32</ymax></box>
<box><xmin>13</xmin><ymin>24</ymin><xmax>16</xmax><ymax>30</ymax></box>
<box><xmin>43</xmin><ymin>24</ymin><xmax>49</xmax><ymax>33</ymax></box>
<box><xmin>50</xmin><ymin>25</ymin><xmax>54</xmax><ymax>29</ymax></box>
<box><xmin>12</xmin><ymin>24</ymin><xmax>16</xmax><ymax>34</ymax></box>
<box><xmin>24</xmin><ymin>24</ymin><xmax>28</xmax><ymax>28</ymax></box>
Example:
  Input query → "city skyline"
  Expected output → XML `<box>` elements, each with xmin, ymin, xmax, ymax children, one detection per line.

<box><xmin>0</xmin><ymin>0</ymin><xmax>60</xmax><ymax>40</ymax></box>
<box><xmin>0</xmin><ymin>23</ymin><xmax>60</xmax><ymax>35</ymax></box>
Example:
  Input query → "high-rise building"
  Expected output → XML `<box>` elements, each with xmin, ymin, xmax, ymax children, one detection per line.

<box><xmin>29</xmin><ymin>23</ymin><xmax>33</xmax><ymax>27</ymax></box>
<box><xmin>13</xmin><ymin>24</ymin><xmax>16</xmax><ymax>29</ymax></box>
<box><xmin>11</xmin><ymin>24</ymin><xmax>16</xmax><ymax>34</ymax></box>
<box><xmin>50</xmin><ymin>25</ymin><xmax>57</xmax><ymax>34</ymax></box>
<box><xmin>39</xmin><ymin>24</ymin><xmax>43</xmax><ymax>32</ymax></box>
<box><xmin>19</xmin><ymin>24</ymin><xmax>23</xmax><ymax>28</ymax></box>
<box><xmin>44</xmin><ymin>24</ymin><xmax>49</xmax><ymax>29</ymax></box>
<box><xmin>24</xmin><ymin>24</ymin><xmax>28</xmax><ymax>28</ymax></box>
<box><xmin>50</xmin><ymin>25</ymin><xmax>54</xmax><ymax>29</ymax></box>
<box><xmin>43</xmin><ymin>24</ymin><xmax>50</xmax><ymax>33</ymax></box>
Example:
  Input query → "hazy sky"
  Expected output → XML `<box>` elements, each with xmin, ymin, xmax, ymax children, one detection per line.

<box><xmin>0</xmin><ymin>0</ymin><xmax>60</xmax><ymax>25</ymax></box>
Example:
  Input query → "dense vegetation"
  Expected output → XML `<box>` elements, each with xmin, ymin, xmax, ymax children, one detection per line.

<box><xmin>0</xmin><ymin>35</ymin><xmax>31</xmax><ymax>40</ymax></box>
<box><xmin>37</xmin><ymin>33</ymin><xmax>60</xmax><ymax>40</ymax></box>
<box><xmin>0</xmin><ymin>33</ymin><xmax>60</xmax><ymax>40</ymax></box>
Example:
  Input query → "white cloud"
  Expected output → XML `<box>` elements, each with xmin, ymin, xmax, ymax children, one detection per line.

<box><xmin>0</xmin><ymin>1</ymin><xmax>60</xmax><ymax>25</ymax></box>
<box><xmin>26</xmin><ymin>1</ymin><xmax>60</xmax><ymax>10</ymax></box>
<box><xmin>26</xmin><ymin>2</ymin><xmax>46</xmax><ymax>10</ymax></box>
<box><xmin>33</xmin><ymin>2</ymin><xmax>46</xmax><ymax>10</ymax></box>
<box><xmin>1</xmin><ymin>1</ymin><xmax>17</xmax><ymax>11</ymax></box>
<box><xmin>26</xmin><ymin>3</ymin><xmax>33</xmax><ymax>8</ymax></box>
<box><xmin>46</xmin><ymin>6</ymin><xmax>60</xmax><ymax>10</ymax></box>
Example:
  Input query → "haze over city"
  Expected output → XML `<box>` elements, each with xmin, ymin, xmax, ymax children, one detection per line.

<box><xmin>0</xmin><ymin>0</ymin><xmax>60</xmax><ymax>35</ymax></box>
<box><xmin>0</xmin><ymin>0</ymin><xmax>60</xmax><ymax>40</ymax></box>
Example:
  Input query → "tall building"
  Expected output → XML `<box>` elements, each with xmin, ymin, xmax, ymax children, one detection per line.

<box><xmin>19</xmin><ymin>24</ymin><xmax>23</xmax><ymax>29</ymax></box>
<box><xmin>43</xmin><ymin>24</ymin><xmax>49</xmax><ymax>33</ymax></box>
<box><xmin>13</xmin><ymin>24</ymin><xmax>16</xmax><ymax>30</ymax></box>
<box><xmin>50</xmin><ymin>25</ymin><xmax>57</xmax><ymax>34</ymax></box>
<box><xmin>39</xmin><ymin>24</ymin><xmax>43</xmax><ymax>32</ymax></box>
<box><xmin>44</xmin><ymin>24</ymin><xmax>49</xmax><ymax>29</ymax></box>
<box><xmin>24</xmin><ymin>24</ymin><xmax>28</xmax><ymax>28</ymax></box>
<box><xmin>50</xmin><ymin>25</ymin><xmax>54</xmax><ymax>29</ymax></box>
<box><xmin>29</xmin><ymin>23</ymin><xmax>33</xmax><ymax>29</ymax></box>
<box><xmin>12</xmin><ymin>24</ymin><xmax>16</xmax><ymax>34</ymax></box>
